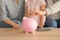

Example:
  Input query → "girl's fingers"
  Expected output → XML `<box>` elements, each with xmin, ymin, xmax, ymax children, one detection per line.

<box><xmin>31</xmin><ymin>9</ymin><xmax>35</xmax><ymax>14</ymax></box>
<box><xmin>31</xmin><ymin>9</ymin><xmax>36</xmax><ymax>15</ymax></box>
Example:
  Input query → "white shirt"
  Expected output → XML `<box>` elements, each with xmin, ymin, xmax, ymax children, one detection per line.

<box><xmin>1</xmin><ymin>0</ymin><xmax>24</xmax><ymax>21</ymax></box>
<box><xmin>26</xmin><ymin>0</ymin><xmax>46</xmax><ymax>25</ymax></box>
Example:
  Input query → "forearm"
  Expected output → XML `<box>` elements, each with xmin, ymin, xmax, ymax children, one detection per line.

<box><xmin>40</xmin><ymin>5</ymin><xmax>47</xmax><ymax>15</ymax></box>
<box><xmin>25</xmin><ymin>10</ymin><xmax>28</xmax><ymax>17</ymax></box>
<box><xmin>4</xmin><ymin>18</ymin><xmax>17</xmax><ymax>26</ymax></box>
<box><xmin>25</xmin><ymin>6</ymin><xmax>31</xmax><ymax>17</ymax></box>
<box><xmin>25</xmin><ymin>6</ymin><xmax>28</xmax><ymax>17</ymax></box>
<box><xmin>40</xmin><ymin>5</ymin><xmax>46</xmax><ymax>11</ymax></box>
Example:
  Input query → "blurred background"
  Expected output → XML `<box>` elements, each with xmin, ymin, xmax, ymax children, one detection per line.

<box><xmin>0</xmin><ymin>0</ymin><xmax>60</xmax><ymax>27</ymax></box>
<box><xmin>0</xmin><ymin>0</ymin><xmax>60</xmax><ymax>20</ymax></box>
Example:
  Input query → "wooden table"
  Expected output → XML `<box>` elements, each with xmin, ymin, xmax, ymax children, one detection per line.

<box><xmin>0</xmin><ymin>28</ymin><xmax>60</xmax><ymax>40</ymax></box>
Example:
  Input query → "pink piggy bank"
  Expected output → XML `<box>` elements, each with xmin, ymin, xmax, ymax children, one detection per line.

<box><xmin>22</xmin><ymin>17</ymin><xmax>38</xmax><ymax>34</ymax></box>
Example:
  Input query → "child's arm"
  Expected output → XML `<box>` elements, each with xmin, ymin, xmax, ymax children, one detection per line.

<box><xmin>40</xmin><ymin>5</ymin><xmax>46</xmax><ymax>11</ymax></box>
<box><xmin>25</xmin><ymin>1</ymin><xmax>31</xmax><ymax>17</ymax></box>
<box><xmin>40</xmin><ymin>5</ymin><xmax>47</xmax><ymax>15</ymax></box>
<box><xmin>25</xmin><ymin>6</ymin><xmax>33</xmax><ymax>17</ymax></box>
<box><xmin>40</xmin><ymin>0</ymin><xmax>47</xmax><ymax>15</ymax></box>
<box><xmin>40</xmin><ymin>0</ymin><xmax>46</xmax><ymax>11</ymax></box>
<box><xmin>31</xmin><ymin>0</ymin><xmax>47</xmax><ymax>16</ymax></box>
<box><xmin>25</xmin><ymin>6</ymin><xmax>28</xmax><ymax>17</ymax></box>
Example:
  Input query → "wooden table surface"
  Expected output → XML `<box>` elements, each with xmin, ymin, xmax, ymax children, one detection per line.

<box><xmin>0</xmin><ymin>28</ymin><xmax>60</xmax><ymax>40</ymax></box>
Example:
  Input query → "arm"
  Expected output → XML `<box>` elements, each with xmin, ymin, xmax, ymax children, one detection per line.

<box><xmin>4</xmin><ymin>19</ymin><xmax>21</xmax><ymax>30</ymax></box>
<box><xmin>1</xmin><ymin>0</ymin><xmax>20</xmax><ymax>30</ymax></box>
<box><xmin>25</xmin><ymin>5</ymin><xmax>28</xmax><ymax>17</ymax></box>
<box><xmin>40</xmin><ymin>0</ymin><xmax>46</xmax><ymax>11</ymax></box>
<box><xmin>40</xmin><ymin>5</ymin><xmax>46</xmax><ymax>11</ymax></box>
<box><xmin>25</xmin><ymin>1</ymin><xmax>31</xmax><ymax>17</ymax></box>
<box><xmin>40</xmin><ymin>0</ymin><xmax>47</xmax><ymax>15</ymax></box>
<box><xmin>40</xmin><ymin>5</ymin><xmax>47</xmax><ymax>15</ymax></box>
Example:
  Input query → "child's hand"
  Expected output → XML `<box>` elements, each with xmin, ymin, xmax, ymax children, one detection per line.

<box><xmin>30</xmin><ymin>9</ymin><xmax>47</xmax><ymax>16</ymax></box>
<box><xmin>32</xmin><ymin>10</ymin><xmax>47</xmax><ymax>16</ymax></box>
<box><xmin>37</xmin><ymin>11</ymin><xmax>47</xmax><ymax>15</ymax></box>
<box><xmin>30</xmin><ymin>9</ymin><xmax>38</xmax><ymax>16</ymax></box>
<box><xmin>30</xmin><ymin>9</ymin><xmax>36</xmax><ymax>15</ymax></box>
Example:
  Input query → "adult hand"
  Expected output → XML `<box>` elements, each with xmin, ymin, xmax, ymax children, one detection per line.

<box><xmin>4</xmin><ymin>18</ymin><xmax>21</xmax><ymax>30</ymax></box>
<box><xmin>13</xmin><ymin>23</ymin><xmax>21</xmax><ymax>30</ymax></box>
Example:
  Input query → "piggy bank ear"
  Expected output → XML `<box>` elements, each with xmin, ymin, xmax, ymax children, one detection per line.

<box><xmin>23</xmin><ymin>17</ymin><xmax>27</xmax><ymax>20</ymax></box>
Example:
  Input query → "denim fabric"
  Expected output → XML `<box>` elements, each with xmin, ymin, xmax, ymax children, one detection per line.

<box><xmin>45</xmin><ymin>17</ymin><xmax>57</xmax><ymax>28</ymax></box>
<box><xmin>0</xmin><ymin>20</ymin><xmax>21</xmax><ymax>28</ymax></box>
<box><xmin>55</xmin><ymin>19</ymin><xmax>60</xmax><ymax>28</ymax></box>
